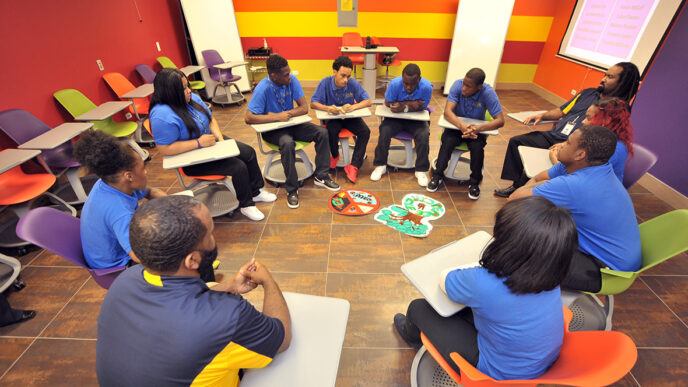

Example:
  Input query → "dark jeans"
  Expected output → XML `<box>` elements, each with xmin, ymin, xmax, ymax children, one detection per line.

<box><xmin>0</xmin><ymin>294</ymin><xmax>23</xmax><ymax>327</ymax></box>
<box><xmin>324</xmin><ymin>117</ymin><xmax>370</xmax><ymax>169</ymax></box>
<box><xmin>562</xmin><ymin>250</ymin><xmax>606</xmax><ymax>293</ymax></box>
<box><xmin>405</xmin><ymin>298</ymin><xmax>479</xmax><ymax>375</ymax></box>
<box><xmin>182</xmin><ymin>140</ymin><xmax>264</xmax><ymax>208</ymax></box>
<box><xmin>373</xmin><ymin>117</ymin><xmax>430</xmax><ymax>172</ymax></box>
<box><xmin>500</xmin><ymin>131</ymin><xmax>563</xmax><ymax>188</ymax></box>
<box><xmin>433</xmin><ymin>129</ymin><xmax>487</xmax><ymax>185</ymax></box>
<box><xmin>261</xmin><ymin>122</ymin><xmax>330</xmax><ymax>194</ymax></box>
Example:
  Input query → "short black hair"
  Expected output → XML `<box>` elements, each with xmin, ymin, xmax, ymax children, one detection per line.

<box><xmin>610</xmin><ymin>62</ymin><xmax>640</xmax><ymax>104</ymax></box>
<box><xmin>577</xmin><ymin>125</ymin><xmax>618</xmax><ymax>166</ymax></box>
<box><xmin>149</xmin><ymin>68</ymin><xmax>209</xmax><ymax>139</ymax></box>
<box><xmin>333</xmin><ymin>56</ymin><xmax>353</xmax><ymax>71</ymax></box>
<box><xmin>129</xmin><ymin>196</ymin><xmax>206</xmax><ymax>274</ymax></box>
<box><xmin>73</xmin><ymin>129</ymin><xmax>138</xmax><ymax>184</ymax></box>
<box><xmin>480</xmin><ymin>196</ymin><xmax>577</xmax><ymax>294</ymax></box>
<box><xmin>402</xmin><ymin>63</ymin><xmax>421</xmax><ymax>78</ymax></box>
<box><xmin>266</xmin><ymin>54</ymin><xmax>288</xmax><ymax>74</ymax></box>
<box><xmin>465</xmin><ymin>68</ymin><xmax>486</xmax><ymax>85</ymax></box>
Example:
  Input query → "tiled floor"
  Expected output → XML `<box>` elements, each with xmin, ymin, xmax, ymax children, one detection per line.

<box><xmin>1</xmin><ymin>87</ymin><xmax>686</xmax><ymax>386</ymax></box>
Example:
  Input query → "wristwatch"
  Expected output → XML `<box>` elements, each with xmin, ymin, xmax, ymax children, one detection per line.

<box><xmin>404</xmin><ymin>105</ymin><xmax>409</xmax><ymax>113</ymax></box>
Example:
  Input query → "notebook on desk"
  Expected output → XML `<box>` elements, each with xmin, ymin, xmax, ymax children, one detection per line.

<box><xmin>162</xmin><ymin>139</ymin><xmax>239</xmax><ymax>170</ymax></box>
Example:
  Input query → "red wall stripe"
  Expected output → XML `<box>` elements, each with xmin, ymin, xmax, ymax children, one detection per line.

<box><xmin>501</xmin><ymin>41</ymin><xmax>546</xmax><ymax>64</ymax></box>
<box><xmin>234</xmin><ymin>0</ymin><xmax>459</xmax><ymax>14</ymax></box>
<box><xmin>511</xmin><ymin>0</ymin><xmax>558</xmax><ymax>16</ymax></box>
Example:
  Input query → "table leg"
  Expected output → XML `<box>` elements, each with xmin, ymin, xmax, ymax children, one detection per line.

<box><xmin>362</xmin><ymin>53</ymin><xmax>380</xmax><ymax>104</ymax></box>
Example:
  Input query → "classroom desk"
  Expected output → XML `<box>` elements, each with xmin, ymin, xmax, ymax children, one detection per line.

<box><xmin>120</xmin><ymin>83</ymin><xmax>154</xmax><ymax>121</ymax></box>
<box><xmin>401</xmin><ymin>231</ymin><xmax>492</xmax><ymax>317</ymax></box>
<box><xmin>241</xmin><ymin>292</ymin><xmax>350</xmax><ymax>387</ymax></box>
<box><xmin>438</xmin><ymin>116</ymin><xmax>499</xmax><ymax>136</ymax></box>
<box><xmin>507</xmin><ymin>110</ymin><xmax>558</xmax><ymax>125</ymax></box>
<box><xmin>18</xmin><ymin>122</ymin><xmax>93</xmax><ymax>150</ymax></box>
<box><xmin>315</xmin><ymin>107</ymin><xmax>372</xmax><ymax>121</ymax></box>
<box><xmin>210</xmin><ymin>61</ymin><xmax>249</xmax><ymax>105</ymax></box>
<box><xmin>341</xmin><ymin>46</ymin><xmax>399</xmax><ymax>104</ymax></box>
<box><xmin>180</xmin><ymin>65</ymin><xmax>205</xmax><ymax>77</ymax></box>
<box><xmin>162</xmin><ymin>139</ymin><xmax>239</xmax><ymax>170</ymax></box>
<box><xmin>74</xmin><ymin>101</ymin><xmax>132</xmax><ymax>121</ymax></box>
<box><xmin>0</xmin><ymin>149</ymin><xmax>41</xmax><ymax>174</ymax></box>
<box><xmin>374</xmin><ymin>105</ymin><xmax>430</xmax><ymax>122</ymax></box>
<box><xmin>249</xmin><ymin>114</ymin><xmax>312</xmax><ymax>133</ymax></box>
<box><xmin>518</xmin><ymin>145</ymin><xmax>553</xmax><ymax>178</ymax></box>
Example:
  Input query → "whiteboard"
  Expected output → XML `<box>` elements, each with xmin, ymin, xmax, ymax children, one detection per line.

<box><xmin>444</xmin><ymin>0</ymin><xmax>515</xmax><ymax>93</ymax></box>
<box><xmin>180</xmin><ymin>0</ymin><xmax>251</xmax><ymax>94</ymax></box>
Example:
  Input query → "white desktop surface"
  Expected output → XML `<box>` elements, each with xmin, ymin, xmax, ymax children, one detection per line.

<box><xmin>74</xmin><ymin>101</ymin><xmax>132</xmax><ymax>121</ymax></box>
<box><xmin>0</xmin><ymin>149</ymin><xmax>41</xmax><ymax>174</ymax></box>
<box><xmin>438</xmin><ymin>116</ymin><xmax>499</xmax><ymax>136</ymax></box>
<box><xmin>340</xmin><ymin>46</ymin><xmax>399</xmax><ymax>54</ymax></box>
<box><xmin>401</xmin><ymin>231</ymin><xmax>492</xmax><ymax>317</ymax></box>
<box><xmin>18</xmin><ymin>122</ymin><xmax>93</xmax><ymax>150</ymax></box>
<box><xmin>375</xmin><ymin>105</ymin><xmax>430</xmax><ymax>121</ymax></box>
<box><xmin>180</xmin><ymin>65</ymin><xmax>205</xmax><ymax>76</ymax></box>
<box><xmin>518</xmin><ymin>146</ymin><xmax>554</xmax><ymax>178</ymax></box>
<box><xmin>241</xmin><ymin>292</ymin><xmax>350</xmax><ymax>387</ymax></box>
<box><xmin>162</xmin><ymin>139</ymin><xmax>239</xmax><ymax>170</ymax></box>
<box><xmin>120</xmin><ymin>83</ymin><xmax>154</xmax><ymax>99</ymax></box>
<box><xmin>315</xmin><ymin>107</ymin><xmax>372</xmax><ymax>120</ymax></box>
<box><xmin>250</xmin><ymin>115</ymin><xmax>312</xmax><ymax>133</ymax></box>
<box><xmin>507</xmin><ymin>111</ymin><xmax>558</xmax><ymax>125</ymax></box>
<box><xmin>213</xmin><ymin>61</ymin><xmax>248</xmax><ymax>70</ymax></box>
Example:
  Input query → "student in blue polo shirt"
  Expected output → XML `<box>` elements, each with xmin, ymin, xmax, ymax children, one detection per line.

<box><xmin>371</xmin><ymin>63</ymin><xmax>434</xmax><ymax>186</ymax></box>
<box><xmin>245</xmin><ymin>54</ymin><xmax>339</xmax><ymax>209</ymax></box>
<box><xmin>74</xmin><ymin>130</ymin><xmax>167</xmax><ymax>269</ymax></box>
<box><xmin>427</xmin><ymin>68</ymin><xmax>505</xmax><ymax>199</ymax></box>
<box><xmin>311</xmin><ymin>56</ymin><xmax>372</xmax><ymax>183</ymax></box>
<box><xmin>510</xmin><ymin>125</ymin><xmax>641</xmax><ymax>292</ymax></box>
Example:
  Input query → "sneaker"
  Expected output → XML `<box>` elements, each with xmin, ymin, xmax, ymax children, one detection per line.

<box><xmin>314</xmin><ymin>175</ymin><xmax>340</xmax><ymax>191</ymax></box>
<box><xmin>393</xmin><ymin>313</ymin><xmax>422</xmax><ymax>350</ymax></box>
<box><xmin>252</xmin><ymin>189</ymin><xmax>277</xmax><ymax>203</ymax></box>
<box><xmin>468</xmin><ymin>184</ymin><xmax>481</xmax><ymax>200</ymax></box>
<box><xmin>287</xmin><ymin>192</ymin><xmax>299</xmax><ymax>209</ymax></box>
<box><xmin>426</xmin><ymin>176</ymin><xmax>442</xmax><ymax>192</ymax></box>
<box><xmin>415</xmin><ymin>171</ymin><xmax>429</xmax><ymax>187</ymax></box>
<box><xmin>343</xmin><ymin>164</ymin><xmax>358</xmax><ymax>183</ymax></box>
<box><xmin>494</xmin><ymin>185</ymin><xmax>516</xmax><ymax>198</ymax></box>
<box><xmin>240</xmin><ymin>206</ymin><xmax>265</xmax><ymax>221</ymax></box>
<box><xmin>370</xmin><ymin>165</ymin><xmax>387</xmax><ymax>181</ymax></box>
<box><xmin>330</xmin><ymin>155</ymin><xmax>340</xmax><ymax>169</ymax></box>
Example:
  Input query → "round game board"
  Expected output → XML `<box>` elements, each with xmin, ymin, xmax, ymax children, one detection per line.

<box><xmin>329</xmin><ymin>189</ymin><xmax>380</xmax><ymax>216</ymax></box>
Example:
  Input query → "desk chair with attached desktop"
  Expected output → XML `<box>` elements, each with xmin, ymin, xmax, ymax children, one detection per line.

<box><xmin>376</xmin><ymin>105</ymin><xmax>433</xmax><ymax>170</ymax></box>
<box><xmin>102</xmin><ymin>72</ymin><xmax>155</xmax><ymax>146</ymax></box>
<box><xmin>201</xmin><ymin>49</ymin><xmax>245</xmax><ymax>106</ymax></box>
<box><xmin>157</xmin><ymin>56</ymin><xmax>206</xmax><ymax>91</ymax></box>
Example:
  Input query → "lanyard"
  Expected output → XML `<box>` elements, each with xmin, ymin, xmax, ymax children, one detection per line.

<box><xmin>270</xmin><ymin>81</ymin><xmax>291</xmax><ymax>111</ymax></box>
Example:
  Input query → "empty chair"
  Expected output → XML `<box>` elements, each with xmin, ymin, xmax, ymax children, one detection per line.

<box><xmin>372</xmin><ymin>36</ymin><xmax>401</xmax><ymax>87</ymax></box>
<box><xmin>623</xmin><ymin>143</ymin><xmax>657</xmax><ymax>188</ymax></box>
<box><xmin>156</xmin><ymin>56</ymin><xmax>206</xmax><ymax>90</ymax></box>
<box><xmin>201</xmin><ymin>49</ymin><xmax>245</xmax><ymax>106</ymax></box>
<box><xmin>16</xmin><ymin>207</ymin><xmax>125</xmax><ymax>289</ymax></box>
<box><xmin>135</xmin><ymin>64</ymin><xmax>157</xmax><ymax>84</ymax></box>
<box><xmin>0</xmin><ymin>254</ymin><xmax>23</xmax><ymax>293</ymax></box>
<box><xmin>102</xmin><ymin>72</ymin><xmax>154</xmax><ymax>145</ymax></box>
<box><xmin>342</xmin><ymin>32</ymin><xmax>365</xmax><ymax>79</ymax></box>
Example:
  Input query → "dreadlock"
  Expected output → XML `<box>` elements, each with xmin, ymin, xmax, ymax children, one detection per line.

<box><xmin>610</xmin><ymin>62</ymin><xmax>640</xmax><ymax>107</ymax></box>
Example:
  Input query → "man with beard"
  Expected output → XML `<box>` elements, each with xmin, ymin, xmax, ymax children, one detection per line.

<box><xmin>494</xmin><ymin>62</ymin><xmax>639</xmax><ymax>198</ymax></box>
<box><xmin>96</xmin><ymin>196</ymin><xmax>291</xmax><ymax>386</ymax></box>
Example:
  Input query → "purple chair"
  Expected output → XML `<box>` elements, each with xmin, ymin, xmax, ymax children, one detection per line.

<box><xmin>623</xmin><ymin>143</ymin><xmax>658</xmax><ymax>189</ymax></box>
<box><xmin>201</xmin><ymin>49</ymin><xmax>245</xmax><ymax>105</ymax></box>
<box><xmin>16</xmin><ymin>207</ymin><xmax>126</xmax><ymax>289</ymax></box>
<box><xmin>0</xmin><ymin>109</ymin><xmax>96</xmax><ymax>204</ymax></box>
<box><xmin>135</xmin><ymin>64</ymin><xmax>157</xmax><ymax>84</ymax></box>
<box><xmin>388</xmin><ymin>106</ymin><xmax>435</xmax><ymax>169</ymax></box>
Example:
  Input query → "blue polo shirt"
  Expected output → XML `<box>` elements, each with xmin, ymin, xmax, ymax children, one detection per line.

<box><xmin>80</xmin><ymin>179</ymin><xmax>147</xmax><ymax>269</ymax></box>
<box><xmin>311</xmin><ymin>76</ymin><xmax>369</xmax><ymax>106</ymax></box>
<box><xmin>97</xmin><ymin>265</ymin><xmax>284</xmax><ymax>387</ymax></box>
<box><xmin>552</xmin><ymin>88</ymin><xmax>600</xmax><ymax>140</ymax></box>
<box><xmin>150</xmin><ymin>93</ymin><xmax>211</xmax><ymax>145</ymax></box>
<box><xmin>448</xmin><ymin>79</ymin><xmax>502</xmax><ymax>119</ymax></box>
<box><xmin>445</xmin><ymin>266</ymin><xmax>563</xmax><ymax>381</ymax></box>
<box><xmin>248</xmin><ymin>74</ymin><xmax>305</xmax><ymax>114</ymax></box>
<box><xmin>384</xmin><ymin>76</ymin><xmax>433</xmax><ymax>108</ymax></box>
<box><xmin>534</xmin><ymin>162</ymin><xmax>641</xmax><ymax>271</ymax></box>
<box><xmin>549</xmin><ymin>141</ymin><xmax>628</xmax><ymax>183</ymax></box>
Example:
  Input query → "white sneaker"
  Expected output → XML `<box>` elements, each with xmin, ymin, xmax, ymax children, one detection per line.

<box><xmin>253</xmin><ymin>189</ymin><xmax>277</xmax><ymax>203</ymax></box>
<box><xmin>240</xmin><ymin>206</ymin><xmax>265</xmax><ymax>221</ymax></box>
<box><xmin>415</xmin><ymin>171</ymin><xmax>429</xmax><ymax>187</ymax></box>
<box><xmin>370</xmin><ymin>165</ymin><xmax>387</xmax><ymax>181</ymax></box>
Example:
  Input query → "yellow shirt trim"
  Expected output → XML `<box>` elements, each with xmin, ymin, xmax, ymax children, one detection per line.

<box><xmin>191</xmin><ymin>342</ymin><xmax>273</xmax><ymax>386</ymax></box>
<box><xmin>143</xmin><ymin>270</ymin><xmax>163</xmax><ymax>287</ymax></box>
<box><xmin>561</xmin><ymin>94</ymin><xmax>581</xmax><ymax>115</ymax></box>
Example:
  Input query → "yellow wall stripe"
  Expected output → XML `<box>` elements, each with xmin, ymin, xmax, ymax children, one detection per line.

<box><xmin>496</xmin><ymin>63</ymin><xmax>539</xmax><ymax>83</ymax></box>
<box><xmin>505</xmin><ymin>16</ymin><xmax>553</xmax><ymax>42</ymax></box>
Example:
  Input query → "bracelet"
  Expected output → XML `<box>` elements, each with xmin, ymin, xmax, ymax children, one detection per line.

<box><xmin>195</xmin><ymin>139</ymin><xmax>201</xmax><ymax>149</ymax></box>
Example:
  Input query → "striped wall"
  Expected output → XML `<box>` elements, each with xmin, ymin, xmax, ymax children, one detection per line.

<box><xmin>233</xmin><ymin>0</ymin><xmax>557</xmax><ymax>84</ymax></box>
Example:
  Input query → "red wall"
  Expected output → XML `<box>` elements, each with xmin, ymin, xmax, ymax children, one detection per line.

<box><xmin>0</xmin><ymin>0</ymin><xmax>188</xmax><ymax>133</ymax></box>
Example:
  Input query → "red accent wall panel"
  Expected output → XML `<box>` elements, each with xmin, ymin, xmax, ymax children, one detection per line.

<box><xmin>234</xmin><ymin>0</ymin><xmax>459</xmax><ymax>14</ymax></box>
<box><xmin>501</xmin><ymin>41</ymin><xmax>546</xmax><ymax>64</ymax></box>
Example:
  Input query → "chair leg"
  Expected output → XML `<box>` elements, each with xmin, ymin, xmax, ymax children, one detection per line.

<box><xmin>444</xmin><ymin>149</ymin><xmax>467</xmax><ymax>180</ymax></box>
<box><xmin>404</xmin><ymin>140</ymin><xmax>414</xmax><ymax>169</ymax></box>
<box><xmin>296</xmin><ymin>149</ymin><xmax>314</xmax><ymax>178</ymax></box>
<box><xmin>604</xmin><ymin>295</ymin><xmax>614</xmax><ymax>331</ymax></box>
<box><xmin>65</xmin><ymin>167</ymin><xmax>88</xmax><ymax>202</ymax></box>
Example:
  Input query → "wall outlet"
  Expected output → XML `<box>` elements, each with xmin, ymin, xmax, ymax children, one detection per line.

<box><xmin>124</xmin><ymin>112</ymin><xmax>133</xmax><ymax>120</ymax></box>
<box><xmin>571</xmin><ymin>89</ymin><xmax>577</xmax><ymax>96</ymax></box>
<box><xmin>292</xmin><ymin>70</ymin><xmax>299</xmax><ymax>76</ymax></box>
<box><xmin>155</xmin><ymin>41</ymin><xmax>161</xmax><ymax>52</ymax></box>
<box><xmin>96</xmin><ymin>59</ymin><xmax>104</xmax><ymax>71</ymax></box>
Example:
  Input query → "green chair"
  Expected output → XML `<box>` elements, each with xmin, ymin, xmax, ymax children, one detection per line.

<box><xmin>565</xmin><ymin>209</ymin><xmax>688</xmax><ymax>331</ymax></box>
<box><xmin>156</xmin><ymin>56</ymin><xmax>206</xmax><ymax>90</ymax></box>
<box><xmin>53</xmin><ymin>89</ymin><xmax>148</xmax><ymax>160</ymax></box>
<box><xmin>254</xmin><ymin>133</ymin><xmax>313</xmax><ymax>187</ymax></box>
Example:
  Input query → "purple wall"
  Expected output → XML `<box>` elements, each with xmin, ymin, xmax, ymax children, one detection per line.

<box><xmin>631</xmin><ymin>6</ymin><xmax>688</xmax><ymax>196</ymax></box>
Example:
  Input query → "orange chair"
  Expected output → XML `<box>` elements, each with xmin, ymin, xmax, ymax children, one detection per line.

<box><xmin>372</xmin><ymin>36</ymin><xmax>401</xmax><ymax>86</ymax></box>
<box><xmin>413</xmin><ymin>307</ymin><xmax>638</xmax><ymax>387</ymax></box>
<box><xmin>102</xmin><ymin>72</ymin><xmax>153</xmax><ymax>146</ymax></box>
<box><xmin>341</xmin><ymin>32</ymin><xmax>365</xmax><ymax>79</ymax></box>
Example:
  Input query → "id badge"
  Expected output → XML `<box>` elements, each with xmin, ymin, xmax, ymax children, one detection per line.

<box><xmin>561</xmin><ymin>122</ymin><xmax>576</xmax><ymax>136</ymax></box>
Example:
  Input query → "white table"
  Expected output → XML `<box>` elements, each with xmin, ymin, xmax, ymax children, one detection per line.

<box><xmin>518</xmin><ymin>146</ymin><xmax>553</xmax><ymax>178</ymax></box>
<box><xmin>0</xmin><ymin>149</ymin><xmax>41</xmax><ymax>174</ymax></box>
<box><xmin>401</xmin><ymin>231</ymin><xmax>492</xmax><ymax>317</ymax></box>
<box><xmin>213</xmin><ymin>61</ymin><xmax>248</xmax><ymax>70</ymax></box>
<box><xmin>341</xmin><ymin>46</ymin><xmax>399</xmax><ymax>103</ymax></box>
<box><xmin>375</xmin><ymin>105</ymin><xmax>429</xmax><ymax>122</ymax></box>
<box><xmin>438</xmin><ymin>115</ymin><xmax>499</xmax><ymax>136</ymax></box>
<box><xmin>315</xmin><ymin>107</ymin><xmax>372</xmax><ymax>121</ymax></box>
<box><xmin>250</xmin><ymin>114</ymin><xmax>313</xmax><ymax>133</ymax></box>
<box><xmin>180</xmin><ymin>65</ymin><xmax>205</xmax><ymax>77</ymax></box>
<box><xmin>74</xmin><ymin>101</ymin><xmax>132</xmax><ymax>121</ymax></box>
<box><xmin>507</xmin><ymin>110</ymin><xmax>558</xmax><ymax>125</ymax></box>
<box><xmin>162</xmin><ymin>139</ymin><xmax>239</xmax><ymax>170</ymax></box>
<box><xmin>241</xmin><ymin>292</ymin><xmax>350</xmax><ymax>387</ymax></box>
<box><xmin>18</xmin><ymin>122</ymin><xmax>93</xmax><ymax>150</ymax></box>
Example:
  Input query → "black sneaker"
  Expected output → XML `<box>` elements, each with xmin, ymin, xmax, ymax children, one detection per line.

<box><xmin>287</xmin><ymin>192</ymin><xmax>299</xmax><ymax>209</ymax></box>
<box><xmin>494</xmin><ymin>185</ymin><xmax>516</xmax><ymax>198</ymax></box>
<box><xmin>426</xmin><ymin>176</ymin><xmax>442</xmax><ymax>192</ymax></box>
<box><xmin>468</xmin><ymin>184</ymin><xmax>480</xmax><ymax>200</ymax></box>
<box><xmin>393</xmin><ymin>313</ymin><xmax>422</xmax><ymax>350</ymax></box>
<box><xmin>314</xmin><ymin>175</ymin><xmax>340</xmax><ymax>191</ymax></box>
